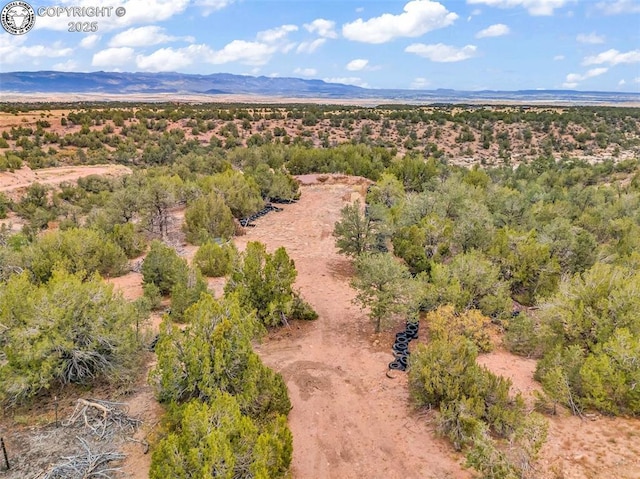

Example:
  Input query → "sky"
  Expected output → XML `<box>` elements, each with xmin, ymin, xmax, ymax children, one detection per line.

<box><xmin>1</xmin><ymin>0</ymin><xmax>639</xmax><ymax>91</ymax></box>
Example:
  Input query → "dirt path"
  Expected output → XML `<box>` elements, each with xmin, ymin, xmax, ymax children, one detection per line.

<box><xmin>236</xmin><ymin>175</ymin><xmax>470</xmax><ymax>479</ymax></box>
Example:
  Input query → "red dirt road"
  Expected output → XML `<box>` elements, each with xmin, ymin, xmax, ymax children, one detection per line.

<box><xmin>237</xmin><ymin>175</ymin><xmax>470</xmax><ymax>479</ymax></box>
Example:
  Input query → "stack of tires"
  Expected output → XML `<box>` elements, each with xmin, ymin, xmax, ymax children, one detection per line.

<box><xmin>240</xmin><ymin>203</ymin><xmax>284</xmax><ymax>227</ymax></box>
<box><xmin>389</xmin><ymin>321</ymin><xmax>419</xmax><ymax>371</ymax></box>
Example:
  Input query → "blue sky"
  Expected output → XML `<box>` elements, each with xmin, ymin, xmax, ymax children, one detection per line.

<box><xmin>1</xmin><ymin>0</ymin><xmax>639</xmax><ymax>91</ymax></box>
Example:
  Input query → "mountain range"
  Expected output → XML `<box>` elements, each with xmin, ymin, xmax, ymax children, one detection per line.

<box><xmin>1</xmin><ymin>71</ymin><xmax>639</xmax><ymax>104</ymax></box>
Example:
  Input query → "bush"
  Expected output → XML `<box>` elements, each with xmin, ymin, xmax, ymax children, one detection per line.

<box><xmin>193</xmin><ymin>240</ymin><xmax>237</xmax><ymax>277</ymax></box>
<box><xmin>503</xmin><ymin>313</ymin><xmax>541</xmax><ymax>357</ymax></box>
<box><xmin>424</xmin><ymin>251</ymin><xmax>512</xmax><ymax>319</ymax></box>
<box><xmin>109</xmin><ymin>222</ymin><xmax>146</xmax><ymax>258</ymax></box>
<box><xmin>200</xmin><ymin>170</ymin><xmax>264</xmax><ymax>219</ymax></box>
<box><xmin>142</xmin><ymin>240</ymin><xmax>188</xmax><ymax>295</ymax></box>
<box><xmin>142</xmin><ymin>282</ymin><xmax>163</xmax><ymax>310</ymax></box>
<box><xmin>409</xmin><ymin>336</ymin><xmax>543</xmax><ymax>479</ymax></box>
<box><xmin>0</xmin><ymin>270</ymin><xmax>142</xmax><ymax>405</ymax></box>
<box><xmin>225</xmin><ymin>242</ymin><xmax>316</xmax><ymax>327</ymax></box>
<box><xmin>24</xmin><ymin>227</ymin><xmax>129</xmax><ymax>283</ymax></box>
<box><xmin>425</xmin><ymin>305</ymin><xmax>494</xmax><ymax>352</ymax></box>
<box><xmin>152</xmin><ymin>294</ymin><xmax>290</xmax><ymax>416</ymax></box>
<box><xmin>169</xmin><ymin>267</ymin><xmax>209</xmax><ymax>322</ymax></box>
<box><xmin>0</xmin><ymin>192</ymin><xmax>10</xmax><ymax>219</ymax></box>
<box><xmin>0</xmin><ymin>152</ymin><xmax>22</xmax><ymax>171</ymax></box>
<box><xmin>150</xmin><ymin>393</ymin><xmax>292</xmax><ymax>479</ymax></box>
<box><xmin>535</xmin><ymin>263</ymin><xmax>640</xmax><ymax>415</ymax></box>
<box><xmin>183</xmin><ymin>192</ymin><xmax>235</xmax><ymax>245</ymax></box>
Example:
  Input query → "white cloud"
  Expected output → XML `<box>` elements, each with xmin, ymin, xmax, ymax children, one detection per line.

<box><xmin>132</xmin><ymin>24</ymin><xmax>298</xmax><ymax>72</ymax></box>
<box><xmin>35</xmin><ymin>0</ymin><xmax>190</xmax><ymax>31</ymax></box>
<box><xmin>576</xmin><ymin>32</ymin><xmax>605</xmax><ymax>44</ymax></box>
<box><xmin>80</xmin><ymin>34</ymin><xmax>100</xmax><ymax>49</ymax></box>
<box><xmin>257</xmin><ymin>25</ymin><xmax>298</xmax><ymax>44</ymax></box>
<box><xmin>0</xmin><ymin>36</ymin><xmax>73</xmax><ymax>64</ymax></box>
<box><xmin>583</xmin><ymin>49</ymin><xmax>640</xmax><ymax>66</ymax></box>
<box><xmin>135</xmin><ymin>41</ymin><xmax>278</xmax><ymax>71</ymax></box>
<box><xmin>618</xmin><ymin>79</ymin><xmax>626</xmax><ymax>85</ymax></box>
<box><xmin>209</xmin><ymin>40</ymin><xmax>277</xmax><ymax>65</ymax></box>
<box><xmin>135</xmin><ymin>45</ymin><xmax>209</xmax><ymax>71</ymax></box>
<box><xmin>554</xmin><ymin>54</ymin><xmax>565</xmax><ymax>60</ymax></box>
<box><xmin>596</xmin><ymin>0</ymin><xmax>640</xmax><ymax>14</ymax></box>
<box><xmin>303</xmin><ymin>18</ymin><xmax>338</xmax><ymax>38</ymax></box>
<box><xmin>294</xmin><ymin>67</ymin><xmax>317</xmax><ymax>76</ymax></box>
<box><xmin>562</xmin><ymin>67</ymin><xmax>609</xmax><ymax>87</ymax></box>
<box><xmin>296</xmin><ymin>38</ymin><xmax>326</xmax><ymax>54</ymax></box>
<box><xmin>410</xmin><ymin>77</ymin><xmax>430</xmax><ymax>89</ymax></box>
<box><xmin>634</xmin><ymin>77</ymin><xmax>640</xmax><ymax>83</ymax></box>
<box><xmin>467</xmin><ymin>0</ymin><xmax>570</xmax><ymax>16</ymax></box>
<box><xmin>196</xmin><ymin>0</ymin><xmax>235</xmax><ymax>15</ymax></box>
<box><xmin>109</xmin><ymin>26</ymin><xmax>187</xmax><ymax>47</ymax></box>
<box><xmin>342</xmin><ymin>0</ymin><xmax>458</xmax><ymax>44</ymax></box>
<box><xmin>139</xmin><ymin>19</ymin><xmax>311</xmax><ymax>74</ymax></box>
<box><xmin>405</xmin><ymin>43</ymin><xmax>478</xmax><ymax>62</ymax></box>
<box><xmin>92</xmin><ymin>47</ymin><xmax>135</xmax><ymax>67</ymax></box>
<box><xmin>346</xmin><ymin>58</ymin><xmax>369</xmax><ymax>71</ymax></box>
<box><xmin>323</xmin><ymin>77</ymin><xmax>369</xmax><ymax>88</ymax></box>
<box><xmin>476</xmin><ymin>23</ymin><xmax>510</xmax><ymax>38</ymax></box>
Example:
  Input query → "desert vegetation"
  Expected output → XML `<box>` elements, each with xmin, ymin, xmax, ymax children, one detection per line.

<box><xmin>0</xmin><ymin>102</ymin><xmax>639</xmax><ymax>478</ymax></box>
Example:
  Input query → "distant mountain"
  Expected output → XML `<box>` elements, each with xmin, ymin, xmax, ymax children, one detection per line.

<box><xmin>1</xmin><ymin>71</ymin><xmax>639</xmax><ymax>104</ymax></box>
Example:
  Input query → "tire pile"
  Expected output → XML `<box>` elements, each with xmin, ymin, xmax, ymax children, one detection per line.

<box><xmin>389</xmin><ymin>321</ymin><xmax>419</xmax><ymax>371</ymax></box>
<box><xmin>240</xmin><ymin>203</ymin><xmax>285</xmax><ymax>227</ymax></box>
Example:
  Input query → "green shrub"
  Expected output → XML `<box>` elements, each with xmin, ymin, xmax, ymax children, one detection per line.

<box><xmin>151</xmin><ymin>294</ymin><xmax>289</xmax><ymax>418</ymax></box>
<box><xmin>0</xmin><ymin>192</ymin><xmax>10</xmax><ymax>219</ymax></box>
<box><xmin>142</xmin><ymin>282</ymin><xmax>163</xmax><ymax>310</ymax></box>
<box><xmin>142</xmin><ymin>240</ymin><xmax>188</xmax><ymax>295</ymax></box>
<box><xmin>0</xmin><ymin>270</ymin><xmax>142</xmax><ymax>405</ymax></box>
<box><xmin>109</xmin><ymin>222</ymin><xmax>146</xmax><ymax>258</ymax></box>
<box><xmin>409</xmin><ymin>336</ymin><xmax>542</xmax><ymax>479</ymax></box>
<box><xmin>183</xmin><ymin>192</ymin><xmax>236</xmax><ymax>244</ymax></box>
<box><xmin>24</xmin><ymin>227</ymin><xmax>129</xmax><ymax>283</ymax></box>
<box><xmin>409</xmin><ymin>337</ymin><xmax>523</xmax><ymax>431</ymax></box>
<box><xmin>535</xmin><ymin>263</ymin><xmax>640</xmax><ymax>415</ymax></box>
<box><xmin>169</xmin><ymin>267</ymin><xmax>209</xmax><ymax>322</ymax></box>
<box><xmin>503</xmin><ymin>313</ymin><xmax>541</xmax><ymax>357</ymax></box>
<box><xmin>199</xmin><ymin>170</ymin><xmax>264</xmax><ymax>219</ymax></box>
<box><xmin>193</xmin><ymin>240</ymin><xmax>237</xmax><ymax>277</ymax></box>
<box><xmin>225</xmin><ymin>242</ymin><xmax>316</xmax><ymax>327</ymax></box>
<box><xmin>425</xmin><ymin>304</ymin><xmax>494</xmax><ymax>352</ymax></box>
<box><xmin>150</xmin><ymin>393</ymin><xmax>292</xmax><ymax>479</ymax></box>
<box><xmin>0</xmin><ymin>152</ymin><xmax>22</xmax><ymax>171</ymax></box>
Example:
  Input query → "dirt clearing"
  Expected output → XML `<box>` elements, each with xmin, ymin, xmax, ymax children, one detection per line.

<box><xmin>0</xmin><ymin>164</ymin><xmax>131</xmax><ymax>201</ymax></box>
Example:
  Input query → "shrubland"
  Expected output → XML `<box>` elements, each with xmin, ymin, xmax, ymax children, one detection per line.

<box><xmin>1</xmin><ymin>102</ymin><xmax>639</xmax><ymax>478</ymax></box>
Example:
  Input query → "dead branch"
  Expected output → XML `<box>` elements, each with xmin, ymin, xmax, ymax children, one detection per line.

<box><xmin>62</xmin><ymin>399</ymin><xmax>142</xmax><ymax>440</ymax></box>
<box><xmin>38</xmin><ymin>437</ymin><xmax>125</xmax><ymax>479</ymax></box>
